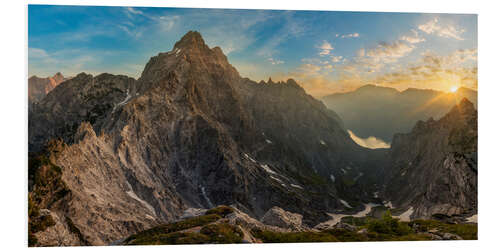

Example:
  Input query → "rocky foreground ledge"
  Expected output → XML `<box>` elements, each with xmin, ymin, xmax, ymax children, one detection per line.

<box><xmin>118</xmin><ymin>205</ymin><xmax>477</xmax><ymax>245</ymax></box>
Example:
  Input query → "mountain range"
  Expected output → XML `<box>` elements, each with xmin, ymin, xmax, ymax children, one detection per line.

<box><xmin>28</xmin><ymin>31</ymin><xmax>477</xmax><ymax>246</ymax></box>
<box><xmin>321</xmin><ymin>84</ymin><xmax>477</xmax><ymax>143</ymax></box>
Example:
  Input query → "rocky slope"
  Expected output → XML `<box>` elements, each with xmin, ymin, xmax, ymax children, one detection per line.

<box><xmin>321</xmin><ymin>84</ymin><xmax>477</xmax><ymax>142</ymax></box>
<box><xmin>383</xmin><ymin>98</ymin><xmax>477</xmax><ymax>220</ymax></box>
<box><xmin>28</xmin><ymin>72</ymin><xmax>67</xmax><ymax>108</ymax></box>
<box><xmin>28</xmin><ymin>31</ymin><xmax>384</xmax><ymax>246</ymax></box>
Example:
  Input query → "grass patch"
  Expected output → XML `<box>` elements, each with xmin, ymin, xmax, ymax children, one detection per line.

<box><xmin>125</xmin><ymin>214</ymin><xmax>222</xmax><ymax>244</ymax></box>
<box><xmin>205</xmin><ymin>205</ymin><xmax>234</xmax><ymax>218</ymax></box>
<box><xmin>341</xmin><ymin>216</ymin><xmax>370</xmax><ymax>226</ymax></box>
<box><xmin>199</xmin><ymin>223</ymin><xmax>243</xmax><ymax>243</ymax></box>
<box><xmin>409</xmin><ymin>219</ymin><xmax>477</xmax><ymax>240</ymax></box>
<box><xmin>251</xmin><ymin>228</ymin><xmax>339</xmax><ymax>243</ymax></box>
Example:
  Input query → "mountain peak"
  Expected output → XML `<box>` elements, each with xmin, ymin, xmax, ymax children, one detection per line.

<box><xmin>457</xmin><ymin>97</ymin><xmax>475</xmax><ymax>113</ymax></box>
<box><xmin>173</xmin><ymin>30</ymin><xmax>207</xmax><ymax>50</ymax></box>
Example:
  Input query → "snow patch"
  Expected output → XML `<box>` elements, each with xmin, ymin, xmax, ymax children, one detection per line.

<box><xmin>113</xmin><ymin>89</ymin><xmax>132</xmax><ymax>112</ymax></box>
<box><xmin>319</xmin><ymin>140</ymin><xmax>327</xmax><ymax>146</ymax></box>
<box><xmin>260</xmin><ymin>164</ymin><xmax>277</xmax><ymax>175</ymax></box>
<box><xmin>383</xmin><ymin>201</ymin><xmax>394</xmax><ymax>209</ymax></box>
<box><xmin>339</xmin><ymin>199</ymin><xmax>353</xmax><ymax>208</ymax></box>
<box><xmin>290</xmin><ymin>184</ymin><xmax>303</xmax><ymax>189</ymax></box>
<box><xmin>125</xmin><ymin>182</ymin><xmax>156</xmax><ymax>216</ymax></box>
<box><xmin>341</xmin><ymin>168</ymin><xmax>347</xmax><ymax>174</ymax></box>
<box><xmin>270</xmin><ymin>176</ymin><xmax>286</xmax><ymax>187</ymax></box>
<box><xmin>316</xmin><ymin>203</ymin><xmax>380</xmax><ymax>228</ymax></box>
<box><xmin>354</xmin><ymin>172</ymin><xmax>364</xmax><ymax>182</ymax></box>
<box><xmin>330</xmin><ymin>174</ymin><xmax>335</xmax><ymax>183</ymax></box>
<box><xmin>243</xmin><ymin>153</ymin><xmax>256</xmax><ymax>163</ymax></box>
<box><xmin>466</xmin><ymin>214</ymin><xmax>477</xmax><ymax>223</ymax></box>
<box><xmin>200</xmin><ymin>186</ymin><xmax>214</xmax><ymax>208</ymax></box>
<box><xmin>393</xmin><ymin>207</ymin><xmax>414</xmax><ymax>222</ymax></box>
<box><xmin>265</xmin><ymin>139</ymin><xmax>272</xmax><ymax>144</ymax></box>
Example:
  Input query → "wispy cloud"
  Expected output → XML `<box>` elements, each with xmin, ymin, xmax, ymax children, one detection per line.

<box><xmin>340</xmin><ymin>33</ymin><xmax>360</xmax><ymax>38</ymax></box>
<box><xmin>317</xmin><ymin>40</ymin><xmax>334</xmax><ymax>56</ymax></box>
<box><xmin>418</xmin><ymin>18</ymin><xmax>465</xmax><ymax>40</ymax></box>
<box><xmin>124</xmin><ymin>7</ymin><xmax>144</xmax><ymax>19</ymax></box>
<box><xmin>331</xmin><ymin>55</ymin><xmax>343</xmax><ymax>63</ymax></box>
<box><xmin>267</xmin><ymin>58</ymin><xmax>284</xmax><ymax>65</ymax></box>
<box><xmin>400</xmin><ymin>29</ymin><xmax>426</xmax><ymax>44</ymax></box>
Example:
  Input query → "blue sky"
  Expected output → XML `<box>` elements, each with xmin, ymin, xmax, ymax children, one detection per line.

<box><xmin>28</xmin><ymin>5</ymin><xmax>477</xmax><ymax>97</ymax></box>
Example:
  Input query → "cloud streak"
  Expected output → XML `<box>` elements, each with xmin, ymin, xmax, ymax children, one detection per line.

<box><xmin>317</xmin><ymin>40</ymin><xmax>334</xmax><ymax>56</ymax></box>
<box><xmin>418</xmin><ymin>18</ymin><xmax>465</xmax><ymax>40</ymax></box>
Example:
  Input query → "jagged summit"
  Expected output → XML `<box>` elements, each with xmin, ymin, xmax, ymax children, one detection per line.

<box><xmin>173</xmin><ymin>30</ymin><xmax>208</xmax><ymax>50</ymax></box>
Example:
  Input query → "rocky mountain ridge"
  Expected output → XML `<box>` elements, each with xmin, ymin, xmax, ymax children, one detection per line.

<box><xmin>28</xmin><ymin>31</ymin><xmax>385</xmax><ymax>246</ymax></box>
<box><xmin>28</xmin><ymin>31</ymin><xmax>477</xmax><ymax>246</ymax></box>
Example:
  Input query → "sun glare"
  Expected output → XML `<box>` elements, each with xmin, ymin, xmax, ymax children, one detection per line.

<box><xmin>450</xmin><ymin>86</ymin><xmax>458</xmax><ymax>93</ymax></box>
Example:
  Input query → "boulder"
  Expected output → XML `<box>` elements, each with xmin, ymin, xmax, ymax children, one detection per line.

<box><xmin>260</xmin><ymin>206</ymin><xmax>304</xmax><ymax>231</ymax></box>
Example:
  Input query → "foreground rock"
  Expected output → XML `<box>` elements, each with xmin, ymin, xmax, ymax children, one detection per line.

<box><xmin>260</xmin><ymin>206</ymin><xmax>306</xmax><ymax>231</ymax></box>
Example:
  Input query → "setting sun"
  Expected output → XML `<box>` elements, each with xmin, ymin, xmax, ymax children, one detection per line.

<box><xmin>450</xmin><ymin>86</ymin><xmax>459</xmax><ymax>93</ymax></box>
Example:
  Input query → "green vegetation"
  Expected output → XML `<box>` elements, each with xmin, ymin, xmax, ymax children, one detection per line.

<box><xmin>205</xmin><ymin>205</ymin><xmax>234</xmax><ymax>217</ymax></box>
<box><xmin>366</xmin><ymin>211</ymin><xmax>412</xmax><ymax>236</ymax></box>
<box><xmin>251</xmin><ymin>229</ymin><xmax>339</xmax><ymax>243</ymax></box>
<box><xmin>409</xmin><ymin>219</ymin><xmax>477</xmax><ymax>240</ymax></box>
<box><xmin>125</xmin><ymin>214</ymin><xmax>222</xmax><ymax>245</ymax></box>
<box><xmin>124</xmin><ymin>205</ymin><xmax>245</xmax><ymax>245</ymax></box>
<box><xmin>28</xmin><ymin>153</ymin><xmax>71</xmax><ymax>246</ymax></box>
<box><xmin>341</xmin><ymin>216</ymin><xmax>371</xmax><ymax>226</ymax></box>
<box><xmin>250</xmin><ymin>211</ymin><xmax>477</xmax><ymax>243</ymax></box>
<box><xmin>199</xmin><ymin>223</ymin><xmax>243</xmax><ymax>243</ymax></box>
<box><xmin>127</xmin><ymin>223</ymin><xmax>244</xmax><ymax>245</ymax></box>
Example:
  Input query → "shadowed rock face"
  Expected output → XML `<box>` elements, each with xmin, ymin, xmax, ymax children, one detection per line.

<box><xmin>29</xmin><ymin>31</ymin><xmax>385</xmax><ymax>246</ymax></box>
<box><xmin>383</xmin><ymin>98</ymin><xmax>477</xmax><ymax>219</ymax></box>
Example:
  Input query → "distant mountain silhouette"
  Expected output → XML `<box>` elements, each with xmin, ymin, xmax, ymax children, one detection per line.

<box><xmin>321</xmin><ymin>84</ymin><xmax>477</xmax><ymax>142</ymax></box>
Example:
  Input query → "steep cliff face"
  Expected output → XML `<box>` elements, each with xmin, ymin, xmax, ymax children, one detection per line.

<box><xmin>28</xmin><ymin>31</ymin><xmax>380</xmax><ymax>245</ymax></box>
<box><xmin>383</xmin><ymin>98</ymin><xmax>477</xmax><ymax>219</ymax></box>
<box><xmin>28</xmin><ymin>72</ymin><xmax>67</xmax><ymax>107</ymax></box>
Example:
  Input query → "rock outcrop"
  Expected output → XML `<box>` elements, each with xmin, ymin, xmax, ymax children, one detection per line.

<box><xmin>260</xmin><ymin>207</ymin><xmax>305</xmax><ymax>231</ymax></box>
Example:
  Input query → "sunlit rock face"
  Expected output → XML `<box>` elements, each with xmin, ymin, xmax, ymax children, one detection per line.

<box><xmin>28</xmin><ymin>72</ymin><xmax>67</xmax><ymax>108</ymax></box>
